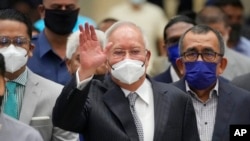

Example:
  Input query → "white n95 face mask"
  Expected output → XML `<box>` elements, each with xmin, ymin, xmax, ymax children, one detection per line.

<box><xmin>111</xmin><ymin>59</ymin><xmax>145</xmax><ymax>85</ymax></box>
<box><xmin>0</xmin><ymin>44</ymin><xmax>28</xmax><ymax>73</ymax></box>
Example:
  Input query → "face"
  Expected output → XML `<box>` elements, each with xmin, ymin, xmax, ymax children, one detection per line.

<box><xmin>0</xmin><ymin>20</ymin><xmax>33</xmax><ymax>58</ymax></box>
<box><xmin>165</xmin><ymin>22</ymin><xmax>194</xmax><ymax>47</ymax></box>
<box><xmin>221</xmin><ymin>5</ymin><xmax>243</xmax><ymax>25</ymax></box>
<box><xmin>176</xmin><ymin>31</ymin><xmax>227</xmax><ymax>76</ymax></box>
<box><xmin>0</xmin><ymin>20</ymin><xmax>34</xmax><ymax>76</ymax></box>
<box><xmin>207</xmin><ymin>22</ymin><xmax>230</xmax><ymax>43</ymax></box>
<box><xmin>107</xmin><ymin>25</ymin><xmax>150</xmax><ymax>79</ymax></box>
<box><xmin>39</xmin><ymin>0</ymin><xmax>79</xmax><ymax>17</ymax></box>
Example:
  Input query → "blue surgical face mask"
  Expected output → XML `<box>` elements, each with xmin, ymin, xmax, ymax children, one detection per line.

<box><xmin>167</xmin><ymin>43</ymin><xmax>180</xmax><ymax>67</ymax></box>
<box><xmin>184</xmin><ymin>61</ymin><xmax>217</xmax><ymax>90</ymax></box>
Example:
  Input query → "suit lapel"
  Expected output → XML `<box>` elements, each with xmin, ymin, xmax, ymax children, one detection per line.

<box><xmin>212</xmin><ymin>80</ymin><xmax>235</xmax><ymax>140</ymax></box>
<box><xmin>103</xmin><ymin>83</ymin><xmax>139</xmax><ymax>141</ymax></box>
<box><xmin>19</xmin><ymin>71</ymin><xmax>41</xmax><ymax>124</ymax></box>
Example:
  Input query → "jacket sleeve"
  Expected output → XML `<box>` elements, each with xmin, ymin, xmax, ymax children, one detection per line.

<box><xmin>52</xmin><ymin>75</ymin><xmax>91</xmax><ymax>133</ymax></box>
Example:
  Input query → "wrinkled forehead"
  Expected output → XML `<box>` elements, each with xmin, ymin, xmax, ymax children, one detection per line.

<box><xmin>166</xmin><ymin>22</ymin><xmax>194</xmax><ymax>39</ymax></box>
<box><xmin>182</xmin><ymin>31</ymin><xmax>220</xmax><ymax>52</ymax></box>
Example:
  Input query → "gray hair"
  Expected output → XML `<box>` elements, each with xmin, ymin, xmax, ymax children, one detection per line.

<box><xmin>179</xmin><ymin>24</ymin><xmax>225</xmax><ymax>56</ymax></box>
<box><xmin>66</xmin><ymin>29</ymin><xmax>105</xmax><ymax>59</ymax></box>
<box><xmin>103</xmin><ymin>21</ymin><xmax>149</xmax><ymax>50</ymax></box>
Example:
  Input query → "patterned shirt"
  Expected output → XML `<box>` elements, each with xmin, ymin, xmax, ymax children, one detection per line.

<box><xmin>3</xmin><ymin>68</ymin><xmax>27</xmax><ymax>119</ymax></box>
<box><xmin>185</xmin><ymin>80</ymin><xmax>219</xmax><ymax>141</ymax></box>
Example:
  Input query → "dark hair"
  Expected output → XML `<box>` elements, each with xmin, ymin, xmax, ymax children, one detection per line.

<box><xmin>196</xmin><ymin>6</ymin><xmax>230</xmax><ymax>27</ymax></box>
<box><xmin>179</xmin><ymin>24</ymin><xmax>225</xmax><ymax>56</ymax></box>
<box><xmin>0</xmin><ymin>9</ymin><xmax>32</xmax><ymax>38</ymax></box>
<box><xmin>213</xmin><ymin>0</ymin><xmax>243</xmax><ymax>9</ymax></box>
<box><xmin>163</xmin><ymin>15</ymin><xmax>196</xmax><ymax>43</ymax></box>
<box><xmin>0</xmin><ymin>53</ymin><xmax>5</xmax><ymax>77</ymax></box>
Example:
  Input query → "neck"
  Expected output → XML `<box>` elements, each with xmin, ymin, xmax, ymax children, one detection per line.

<box><xmin>191</xmin><ymin>84</ymin><xmax>215</xmax><ymax>102</ymax></box>
<box><xmin>6</xmin><ymin>66</ymin><xmax>26</xmax><ymax>80</ymax></box>
<box><xmin>44</xmin><ymin>28</ymin><xmax>69</xmax><ymax>59</ymax></box>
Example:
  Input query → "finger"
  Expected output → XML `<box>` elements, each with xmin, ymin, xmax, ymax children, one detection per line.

<box><xmin>84</xmin><ymin>23</ymin><xmax>91</xmax><ymax>40</ymax></box>
<box><xmin>90</xmin><ymin>25</ymin><xmax>97</xmax><ymax>41</ymax></box>
<box><xmin>79</xmin><ymin>25</ymin><xmax>84</xmax><ymax>47</ymax></box>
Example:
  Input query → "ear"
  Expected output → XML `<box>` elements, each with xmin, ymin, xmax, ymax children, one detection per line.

<box><xmin>176</xmin><ymin>58</ymin><xmax>185</xmax><ymax>76</ymax></box>
<box><xmin>38</xmin><ymin>4</ymin><xmax>45</xmax><ymax>18</ymax></box>
<box><xmin>217</xmin><ymin>57</ymin><xmax>227</xmax><ymax>75</ymax></box>
<box><xmin>28</xmin><ymin>43</ymin><xmax>35</xmax><ymax>57</ymax></box>
<box><xmin>65</xmin><ymin>59</ymin><xmax>73</xmax><ymax>75</ymax></box>
<box><xmin>145</xmin><ymin>50</ymin><xmax>151</xmax><ymax>67</ymax></box>
<box><xmin>0</xmin><ymin>77</ymin><xmax>5</xmax><ymax>96</ymax></box>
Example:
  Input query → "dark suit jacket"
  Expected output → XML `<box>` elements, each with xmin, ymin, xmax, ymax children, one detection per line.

<box><xmin>53</xmin><ymin>75</ymin><xmax>200</xmax><ymax>141</ymax></box>
<box><xmin>172</xmin><ymin>78</ymin><xmax>250</xmax><ymax>141</ymax></box>
<box><xmin>153</xmin><ymin>67</ymin><xmax>173</xmax><ymax>83</ymax></box>
<box><xmin>232</xmin><ymin>72</ymin><xmax>250</xmax><ymax>92</ymax></box>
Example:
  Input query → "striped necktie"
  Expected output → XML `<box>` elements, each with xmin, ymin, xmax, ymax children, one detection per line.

<box><xmin>4</xmin><ymin>81</ymin><xmax>18</xmax><ymax>119</ymax></box>
<box><xmin>128</xmin><ymin>92</ymin><xmax>144</xmax><ymax>141</ymax></box>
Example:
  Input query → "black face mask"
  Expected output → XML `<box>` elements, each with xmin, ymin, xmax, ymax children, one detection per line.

<box><xmin>229</xmin><ymin>24</ymin><xmax>242</xmax><ymax>44</ymax></box>
<box><xmin>44</xmin><ymin>9</ymin><xmax>79</xmax><ymax>35</ymax></box>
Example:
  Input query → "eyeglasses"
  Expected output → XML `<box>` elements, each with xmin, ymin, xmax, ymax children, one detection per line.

<box><xmin>0</xmin><ymin>36</ymin><xmax>30</xmax><ymax>48</ymax></box>
<box><xmin>181</xmin><ymin>51</ymin><xmax>223</xmax><ymax>62</ymax></box>
<box><xmin>111</xmin><ymin>48</ymin><xmax>147</xmax><ymax>59</ymax></box>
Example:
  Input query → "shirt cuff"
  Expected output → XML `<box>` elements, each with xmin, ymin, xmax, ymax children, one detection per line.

<box><xmin>76</xmin><ymin>69</ymin><xmax>93</xmax><ymax>90</ymax></box>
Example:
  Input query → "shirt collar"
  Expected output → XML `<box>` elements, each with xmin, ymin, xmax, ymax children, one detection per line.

<box><xmin>122</xmin><ymin>79</ymin><xmax>151</xmax><ymax>105</ymax></box>
<box><xmin>170</xmin><ymin>65</ymin><xmax>180</xmax><ymax>82</ymax></box>
<box><xmin>8</xmin><ymin>68</ymin><xmax>28</xmax><ymax>86</ymax></box>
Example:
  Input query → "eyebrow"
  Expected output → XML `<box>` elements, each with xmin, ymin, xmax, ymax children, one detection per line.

<box><xmin>185</xmin><ymin>47</ymin><xmax>215</xmax><ymax>52</ymax></box>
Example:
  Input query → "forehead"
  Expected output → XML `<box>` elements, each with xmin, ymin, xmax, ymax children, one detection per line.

<box><xmin>0</xmin><ymin>20</ymin><xmax>29</xmax><ymax>38</ymax></box>
<box><xmin>108</xmin><ymin>25</ymin><xmax>145</xmax><ymax>49</ymax></box>
<box><xmin>43</xmin><ymin>0</ymin><xmax>78</xmax><ymax>6</ymax></box>
<box><xmin>207</xmin><ymin>22</ymin><xmax>228</xmax><ymax>35</ymax></box>
<box><xmin>182</xmin><ymin>31</ymin><xmax>220</xmax><ymax>52</ymax></box>
<box><xmin>166</xmin><ymin>22</ymin><xmax>194</xmax><ymax>39</ymax></box>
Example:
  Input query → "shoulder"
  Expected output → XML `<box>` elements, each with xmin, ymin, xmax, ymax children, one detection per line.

<box><xmin>2</xmin><ymin>114</ymin><xmax>43</xmax><ymax>140</ymax></box>
<box><xmin>27</xmin><ymin>69</ymin><xmax>63</xmax><ymax>91</ymax></box>
<box><xmin>151</xmin><ymin>79</ymin><xmax>188</xmax><ymax>98</ymax></box>
<box><xmin>221</xmin><ymin>80</ymin><xmax>250</xmax><ymax>97</ymax></box>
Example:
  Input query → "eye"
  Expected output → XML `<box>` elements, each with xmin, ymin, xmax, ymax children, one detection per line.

<box><xmin>185</xmin><ymin>52</ymin><xmax>197</xmax><ymax>57</ymax></box>
<box><xmin>113</xmin><ymin>50</ymin><xmax>125</xmax><ymax>56</ymax></box>
<box><xmin>13</xmin><ymin>37</ymin><xmax>29</xmax><ymax>47</ymax></box>
<box><xmin>203</xmin><ymin>52</ymin><xmax>215</xmax><ymax>59</ymax></box>
<box><xmin>130</xmin><ymin>49</ymin><xmax>141</xmax><ymax>55</ymax></box>
<box><xmin>0</xmin><ymin>37</ymin><xmax>10</xmax><ymax>47</ymax></box>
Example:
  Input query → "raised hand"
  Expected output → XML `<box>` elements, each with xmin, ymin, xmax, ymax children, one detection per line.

<box><xmin>78</xmin><ymin>23</ymin><xmax>108</xmax><ymax>80</ymax></box>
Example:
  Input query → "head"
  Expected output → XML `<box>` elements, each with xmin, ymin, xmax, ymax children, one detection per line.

<box><xmin>97</xmin><ymin>18</ymin><xmax>118</xmax><ymax>32</ymax></box>
<box><xmin>0</xmin><ymin>53</ymin><xmax>6</xmax><ymax>109</ymax></box>
<box><xmin>214</xmin><ymin>0</ymin><xmax>244</xmax><ymax>45</ymax></box>
<box><xmin>176</xmin><ymin>25</ymin><xmax>227</xmax><ymax>91</ymax></box>
<box><xmin>104</xmin><ymin>21</ymin><xmax>150</xmax><ymax>89</ymax></box>
<box><xmin>66</xmin><ymin>29</ymin><xmax>105</xmax><ymax>75</ymax></box>
<box><xmin>196</xmin><ymin>6</ymin><xmax>231</xmax><ymax>44</ymax></box>
<box><xmin>0</xmin><ymin>9</ymin><xmax>34</xmax><ymax>79</ymax></box>
<box><xmin>38</xmin><ymin>0</ymin><xmax>80</xmax><ymax>35</ymax></box>
<box><xmin>164</xmin><ymin>15</ymin><xmax>195</xmax><ymax>68</ymax></box>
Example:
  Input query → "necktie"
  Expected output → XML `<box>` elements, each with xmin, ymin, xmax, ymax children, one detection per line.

<box><xmin>128</xmin><ymin>92</ymin><xmax>144</xmax><ymax>141</ymax></box>
<box><xmin>4</xmin><ymin>81</ymin><xmax>18</xmax><ymax>119</ymax></box>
